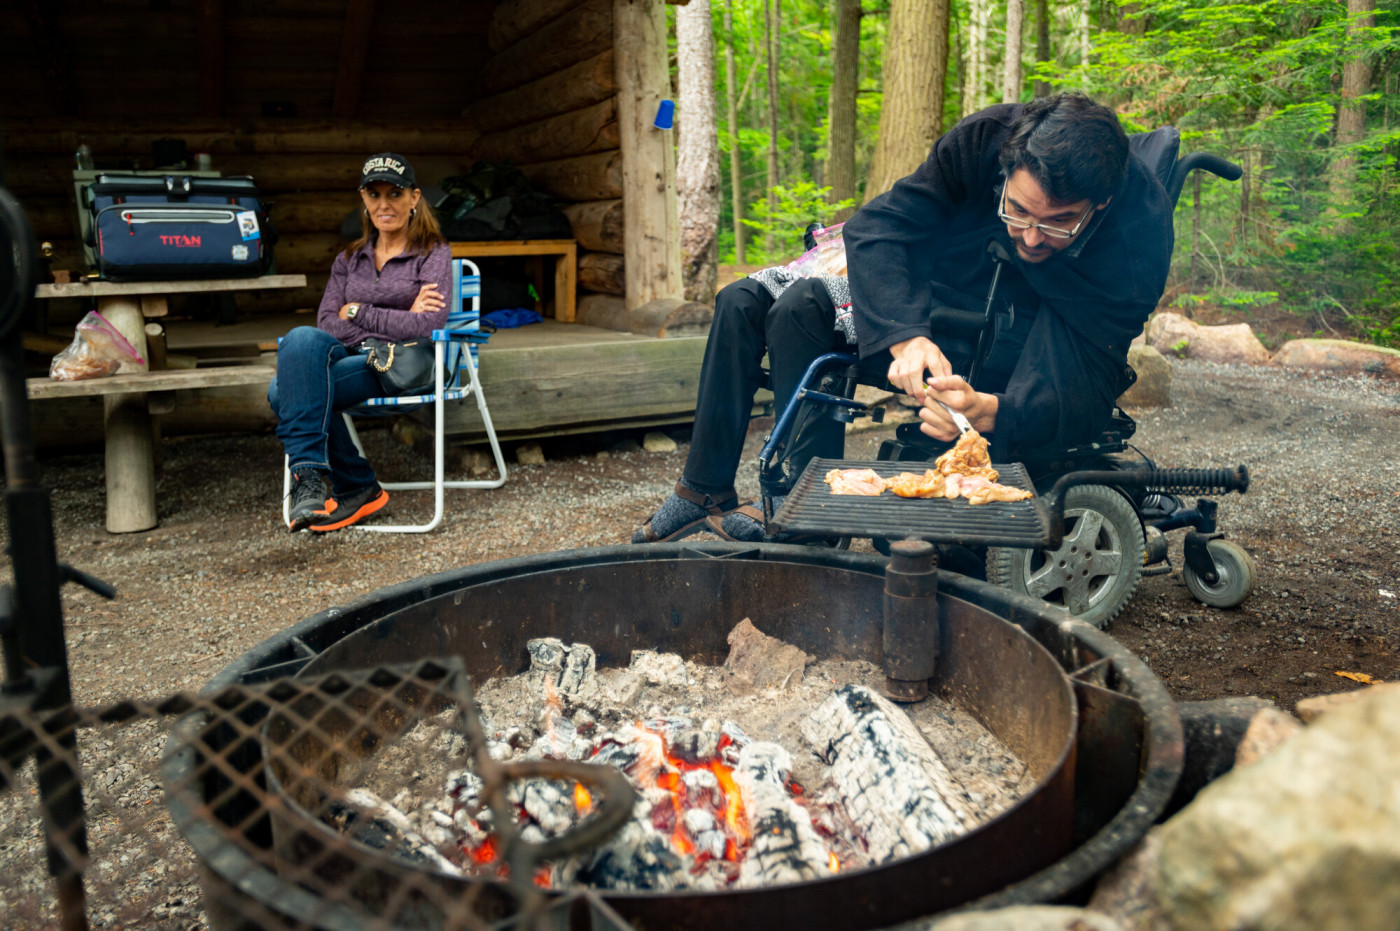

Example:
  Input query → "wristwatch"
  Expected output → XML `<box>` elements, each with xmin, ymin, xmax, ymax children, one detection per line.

<box><xmin>345</xmin><ymin>303</ymin><xmax>361</xmax><ymax>320</ymax></box>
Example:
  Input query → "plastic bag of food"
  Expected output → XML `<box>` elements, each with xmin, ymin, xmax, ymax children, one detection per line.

<box><xmin>785</xmin><ymin>222</ymin><xmax>848</xmax><ymax>278</ymax></box>
<box><xmin>49</xmin><ymin>311</ymin><xmax>146</xmax><ymax>381</ymax></box>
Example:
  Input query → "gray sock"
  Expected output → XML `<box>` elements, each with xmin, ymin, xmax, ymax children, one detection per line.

<box><xmin>721</xmin><ymin>496</ymin><xmax>784</xmax><ymax>542</ymax></box>
<box><xmin>632</xmin><ymin>480</ymin><xmax>730</xmax><ymax>543</ymax></box>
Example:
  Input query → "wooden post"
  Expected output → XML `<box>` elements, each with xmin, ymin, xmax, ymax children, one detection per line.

<box><xmin>98</xmin><ymin>297</ymin><xmax>157</xmax><ymax>533</ymax></box>
<box><xmin>613</xmin><ymin>0</ymin><xmax>682</xmax><ymax>311</ymax></box>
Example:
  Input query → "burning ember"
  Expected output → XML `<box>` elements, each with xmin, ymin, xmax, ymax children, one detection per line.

<box><xmin>330</xmin><ymin>620</ymin><xmax>1033</xmax><ymax>893</ymax></box>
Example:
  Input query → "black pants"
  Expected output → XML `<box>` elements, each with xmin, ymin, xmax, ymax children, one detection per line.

<box><xmin>683</xmin><ymin>277</ymin><xmax>884</xmax><ymax>493</ymax></box>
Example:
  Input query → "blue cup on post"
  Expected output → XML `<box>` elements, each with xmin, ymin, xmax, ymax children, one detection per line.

<box><xmin>653</xmin><ymin>99</ymin><xmax>675</xmax><ymax>130</ymax></box>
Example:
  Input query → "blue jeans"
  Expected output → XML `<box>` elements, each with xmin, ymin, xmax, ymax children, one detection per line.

<box><xmin>268</xmin><ymin>326</ymin><xmax>385</xmax><ymax>493</ymax></box>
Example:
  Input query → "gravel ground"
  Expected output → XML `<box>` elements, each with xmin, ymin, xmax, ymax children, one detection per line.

<box><xmin>1</xmin><ymin>357</ymin><xmax>1397</xmax><ymax>927</ymax></box>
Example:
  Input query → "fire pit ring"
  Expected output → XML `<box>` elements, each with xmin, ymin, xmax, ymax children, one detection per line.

<box><xmin>166</xmin><ymin>542</ymin><xmax>1181</xmax><ymax>930</ymax></box>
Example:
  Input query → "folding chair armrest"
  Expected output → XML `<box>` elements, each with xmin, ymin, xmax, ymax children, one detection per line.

<box><xmin>434</xmin><ymin>328</ymin><xmax>492</xmax><ymax>343</ymax></box>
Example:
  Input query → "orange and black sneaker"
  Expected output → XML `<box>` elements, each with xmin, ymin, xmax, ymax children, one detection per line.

<box><xmin>287</xmin><ymin>469</ymin><xmax>332</xmax><ymax>533</ymax></box>
<box><xmin>310</xmin><ymin>483</ymin><xmax>389</xmax><ymax>532</ymax></box>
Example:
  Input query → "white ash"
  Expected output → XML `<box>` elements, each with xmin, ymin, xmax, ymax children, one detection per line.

<box><xmin>341</xmin><ymin>635</ymin><xmax>1032</xmax><ymax>892</ymax></box>
<box><xmin>803</xmin><ymin>685</ymin><xmax>971</xmax><ymax>860</ymax></box>
<box><xmin>328</xmin><ymin>788</ymin><xmax>464</xmax><ymax>877</ymax></box>
<box><xmin>733</xmin><ymin>742</ymin><xmax>831</xmax><ymax>886</ymax></box>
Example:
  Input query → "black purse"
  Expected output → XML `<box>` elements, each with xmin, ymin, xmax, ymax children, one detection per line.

<box><xmin>360</xmin><ymin>337</ymin><xmax>436</xmax><ymax>395</ymax></box>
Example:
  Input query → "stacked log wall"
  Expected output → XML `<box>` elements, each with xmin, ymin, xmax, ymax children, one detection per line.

<box><xmin>5</xmin><ymin>121</ymin><xmax>482</xmax><ymax>319</ymax></box>
<box><xmin>0</xmin><ymin>0</ymin><xmax>622</xmax><ymax>324</ymax></box>
<box><xmin>476</xmin><ymin>0</ymin><xmax>626</xmax><ymax>311</ymax></box>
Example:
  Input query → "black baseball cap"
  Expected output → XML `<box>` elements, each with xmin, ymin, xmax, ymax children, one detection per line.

<box><xmin>360</xmin><ymin>152</ymin><xmax>417</xmax><ymax>189</ymax></box>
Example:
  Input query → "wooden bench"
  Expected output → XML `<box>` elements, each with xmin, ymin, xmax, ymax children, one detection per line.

<box><xmin>34</xmin><ymin>275</ymin><xmax>304</xmax><ymax>533</ymax></box>
<box><xmin>449</xmin><ymin>240</ymin><xmax>577</xmax><ymax>322</ymax></box>
<box><xmin>27</xmin><ymin>367</ymin><xmax>276</xmax><ymax>534</ymax></box>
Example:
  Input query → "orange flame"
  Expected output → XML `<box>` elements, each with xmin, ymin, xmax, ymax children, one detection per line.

<box><xmin>470</xmin><ymin>836</ymin><xmax>499</xmax><ymax>865</ymax></box>
<box><xmin>574</xmin><ymin>782</ymin><xmax>593</xmax><ymax>814</ymax></box>
<box><xmin>635</xmin><ymin>723</ymin><xmax>751</xmax><ymax>860</ymax></box>
<box><xmin>828</xmin><ymin>852</ymin><xmax>840</xmax><ymax>873</ymax></box>
<box><xmin>709</xmin><ymin>760</ymin><xmax>750</xmax><ymax>846</ymax></box>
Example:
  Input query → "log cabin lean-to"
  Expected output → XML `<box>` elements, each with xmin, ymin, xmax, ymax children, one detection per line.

<box><xmin>1</xmin><ymin>0</ymin><xmax>720</xmax><ymax>448</ymax></box>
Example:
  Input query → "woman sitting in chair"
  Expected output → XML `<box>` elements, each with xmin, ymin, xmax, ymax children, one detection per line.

<box><xmin>270</xmin><ymin>152</ymin><xmax>451</xmax><ymax>533</ymax></box>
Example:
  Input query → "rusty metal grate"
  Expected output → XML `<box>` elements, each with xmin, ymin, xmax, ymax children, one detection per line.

<box><xmin>770</xmin><ymin>459</ymin><xmax>1051</xmax><ymax>548</ymax></box>
<box><xmin>0</xmin><ymin>658</ymin><xmax>638</xmax><ymax>931</ymax></box>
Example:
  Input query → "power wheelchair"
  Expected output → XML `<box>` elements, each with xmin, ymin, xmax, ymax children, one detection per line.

<box><xmin>758</xmin><ymin>129</ymin><xmax>1254</xmax><ymax>629</ymax></box>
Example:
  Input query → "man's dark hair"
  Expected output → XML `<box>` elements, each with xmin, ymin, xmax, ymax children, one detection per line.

<box><xmin>998</xmin><ymin>93</ymin><xmax>1128</xmax><ymax>205</ymax></box>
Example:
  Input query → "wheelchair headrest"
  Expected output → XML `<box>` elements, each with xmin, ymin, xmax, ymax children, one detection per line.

<box><xmin>1128</xmin><ymin>126</ymin><xmax>1181</xmax><ymax>192</ymax></box>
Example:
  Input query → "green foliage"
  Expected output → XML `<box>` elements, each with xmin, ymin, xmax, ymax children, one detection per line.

<box><xmin>740</xmin><ymin>181</ymin><xmax>855</xmax><ymax>265</ymax></box>
<box><xmin>1172</xmin><ymin>287</ymin><xmax>1280</xmax><ymax>312</ymax></box>
<box><xmin>693</xmin><ymin>0</ymin><xmax>1400</xmax><ymax>350</ymax></box>
<box><xmin>1034</xmin><ymin>0</ymin><xmax>1400</xmax><ymax>348</ymax></box>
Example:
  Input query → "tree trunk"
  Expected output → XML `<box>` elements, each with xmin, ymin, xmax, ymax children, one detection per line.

<box><xmin>1190</xmin><ymin>170</ymin><xmax>1201</xmax><ymax>289</ymax></box>
<box><xmin>676</xmin><ymin>0</ymin><xmax>721</xmax><ymax>304</ymax></box>
<box><xmin>1332</xmin><ymin>0</ymin><xmax>1377</xmax><ymax>201</ymax></box>
<box><xmin>1034</xmin><ymin>0</ymin><xmax>1050</xmax><ymax>97</ymax></box>
<box><xmin>962</xmin><ymin>0</ymin><xmax>986</xmax><ymax>117</ymax></box>
<box><xmin>1078</xmin><ymin>0</ymin><xmax>1091</xmax><ymax>79</ymax></box>
<box><xmin>1003</xmin><ymin>0</ymin><xmax>1024</xmax><ymax>103</ymax></box>
<box><xmin>864</xmin><ymin>0</ymin><xmax>950</xmax><ymax>202</ymax></box>
<box><xmin>724</xmin><ymin>0</ymin><xmax>747</xmax><ymax>263</ymax></box>
<box><xmin>765</xmin><ymin>0</ymin><xmax>781</xmax><ymax>254</ymax></box>
<box><xmin>1238</xmin><ymin>146</ymin><xmax>1251</xmax><ymax>246</ymax></box>
<box><xmin>826</xmin><ymin>0</ymin><xmax>861</xmax><ymax>218</ymax></box>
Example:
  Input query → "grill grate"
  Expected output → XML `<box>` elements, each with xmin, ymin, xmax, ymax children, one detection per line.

<box><xmin>770</xmin><ymin>459</ymin><xmax>1051</xmax><ymax>548</ymax></box>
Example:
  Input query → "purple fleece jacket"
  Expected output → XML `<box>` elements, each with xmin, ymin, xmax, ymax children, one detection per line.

<box><xmin>316</xmin><ymin>239</ymin><xmax>451</xmax><ymax>345</ymax></box>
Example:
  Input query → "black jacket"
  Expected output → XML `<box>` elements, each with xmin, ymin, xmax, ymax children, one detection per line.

<box><xmin>844</xmin><ymin>103</ymin><xmax>1174</xmax><ymax>460</ymax></box>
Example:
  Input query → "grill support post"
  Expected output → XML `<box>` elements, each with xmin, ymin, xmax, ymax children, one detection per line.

<box><xmin>882</xmin><ymin>540</ymin><xmax>940</xmax><ymax>702</ymax></box>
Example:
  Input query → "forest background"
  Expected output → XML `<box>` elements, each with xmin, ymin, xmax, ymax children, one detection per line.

<box><xmin>666</xmin><ymin>0</ymin><xmax>1400</xmax><ymax>349</ymax></box>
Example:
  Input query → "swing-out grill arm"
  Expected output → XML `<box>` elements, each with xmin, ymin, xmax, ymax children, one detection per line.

<box><xmin>757</xmin><ymin>352</ymin><xmax>860</xmax><ymax>502</ymax></box>
<box><xmin>1044</xmin><ymin>466</ymin><xmax>1250</xmax><ymax>549</ymax></box>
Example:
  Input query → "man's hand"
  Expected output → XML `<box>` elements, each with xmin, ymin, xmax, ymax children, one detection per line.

<box><xmin>337</xmin><ymin>303</ymin><xmax>357</xmax><ymax>320</ymax></box>
<box><xmin>409</xmin><ymin>283</ymin><xmax>445</xmax><ymax>314</ymax></box>
<box><xmin>920</xmin><ymin>374</ymin><xmax>998</xmax><ymax>441</ymax></box>
<box><xmin>886</xmin><ymin>336</ymin><xmax>953</xmax><ymax>403</ymax></box>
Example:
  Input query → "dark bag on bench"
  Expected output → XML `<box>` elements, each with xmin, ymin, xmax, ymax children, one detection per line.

<box><xmin>84</xmin><ymin>174</ymin><xmax>277</xmax><ymax>280</ymax></box>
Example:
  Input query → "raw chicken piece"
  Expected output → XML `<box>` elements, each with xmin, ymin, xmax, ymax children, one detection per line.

<box><xmin>883</xmin><ymin>470</ymin><xmax>946</xmax><ymax>499</ymax></box>
<box><xmin>824</xmin><ymin>468</ymin><xmax>886</xmax><ymax>496</ymax></box>
<box><xmin>957</xmin><ymin>474</ymin><xmax>1032</xmax><ymax>505</ymax></box>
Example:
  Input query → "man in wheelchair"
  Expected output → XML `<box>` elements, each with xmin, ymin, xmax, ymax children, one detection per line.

<box><xmin>631</xmin><ymin>92</ymin><xmax>1174</xmax><ymax>545</ymax></box>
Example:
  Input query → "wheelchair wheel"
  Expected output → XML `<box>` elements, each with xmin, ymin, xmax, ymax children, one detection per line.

<box><xmin>1183</xmin><ymin>539</ymin><xmax>1256</xmax><ymax>608</ymax></box>
<box><xmin>986</xmin><ymin>484</ymin><xmax>1145</xmax><ymax>629</ymax></box>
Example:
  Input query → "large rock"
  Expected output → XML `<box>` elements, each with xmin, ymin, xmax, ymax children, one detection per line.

<box><xmin>1088</xmin><ymin>829</ymin><xmax>1169</xmax><ymax>931</ymax></box>
<box><xmin>1271</xmin><ymin>338</ymin><xmax>1400</xmax><ymax>381</ymax></box>
<box><xmin>1234</xmin><ymin>706</ymin><xmax>1303</xmax><ymax>767</ymax></box>
<box><xmin>1153</xmin><ymin>685</ymin><xmax>1400</xmax><ymax>929</ymax></box>
<box><xmin>1119</xmin><ymin>344</ymin><xmax>1171</xmax><ymax>408</ymax></box>
<box><xmin>1143</xmin><ymin>312</ymin><xmax>1270</xmax><ymax>365</ymax></box>
<box><xmin>1295</xmin><ymin>681</ymin><xmax>1400</xmax><ymax>723</ymax></box>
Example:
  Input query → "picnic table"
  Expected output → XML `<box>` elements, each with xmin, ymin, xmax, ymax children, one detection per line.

<box><xmin>32</xmin><ymin>275</ymin><xmax>305</xmax><ymax>532</ymax></box>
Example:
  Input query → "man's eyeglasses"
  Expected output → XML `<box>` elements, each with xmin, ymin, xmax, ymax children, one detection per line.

<box><xmin>998</xmin><ymin>186</ymin><xmax>1093</xmax><ymax>240</ymax></box>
